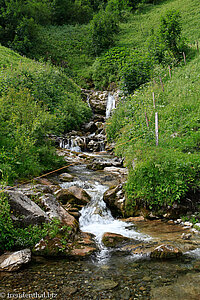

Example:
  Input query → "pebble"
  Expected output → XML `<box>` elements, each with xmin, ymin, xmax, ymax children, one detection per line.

<box><xmin>184</xmin><ymin>221</ymin><xmax>193</xmax><ymax>227</ymax></box>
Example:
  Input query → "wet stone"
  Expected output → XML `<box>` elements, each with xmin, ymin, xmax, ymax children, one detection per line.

<box><xmin>62</xmin><ymin>286</ymin><xmax>78</xmax><ymax>295</ymax></box>
<box><xmin>150</xmin><ymin>244</ymin><xmax>183</xmax><ymax>259</ymax></box>
<box><xmin>92</xmin><ymin>279</ymin><xmax>118</xmax><ymax>291</ymax></box>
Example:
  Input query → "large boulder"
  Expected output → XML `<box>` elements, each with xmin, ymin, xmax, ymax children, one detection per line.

<box><xmin>5</xmin><ymin>191</ymin><xmax>50</xmax><ymax>226</ymax></box>
<box><xmin>56</xmin><ymin>187</ymin><xmax>91</xmax><ymax>206</ymax></box>
<box><xmin>102</xmin><ymin>232</ymin><xmax>130</xmax><ymax>247</ymax></box>
<box><xmin>87</xmin><ymin>157</ymin><xmax>122</xmax><ymax>171</ymax></box>
<box><xmin>89</xmin><ymin>91</ymin><xmax>108</xmax><ymax>115</ymax></box>
<box><xmin>59</xmin><ymin>173</ymin><xmax>75</xmax><ymax>182</ymax></box>
<box><xmin>0</xmin><ymin>249</ymin><xmax>31</xmax><ymax>272</ymax></box>
<box><xmin>39</xmin><ymin>193</ymin><xmax>79</xmax><ymax>234</ymax></box>
<box><xmin>14</xmin><ymin>183</ymin><xmax>54</xmax><ymax>200</ymax></box>
<box><xmin>82</xmin><ymin>121</ymin><xmax>98</xmax><ymax>133</ymax></box>
<box><xmin>150</xmin><ymin>244</ymin><xmax>182</xmax><ymax>259</ymax></box>
<box><xmin>103</xmin><ymin>185</ymin><xmax>125</xmax><ymax>217</ymax></box>
<box><xmin>33</xmin><ymin>232</ymin><xmax>96</xmax><ymax>258</ymax></box>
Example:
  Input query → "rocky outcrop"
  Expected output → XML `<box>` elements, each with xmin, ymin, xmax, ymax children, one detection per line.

<box><xmin>103</xmin><ymin>185</ymin><xmax>125</xmax><ymax>217</ymax></box>
<box><xmin>33</xmin><ymin>232</ymin><xmax>96</xmax><ymax>258</ymax></box>
<box><xmin>102</xmin><ymin>232</ymin><xmax>130</xmax><ymax>247</ymax></box>
<box><xmin>88</xmin><ymin>157</ymin><xmax>123</xmax><ymax>171</ymax></box>
<box><xmin>56</xmin><ymin>186</ymin><xmax>91</xmax><ymax>206</ymax></box>
<box><xmin>82</xmin><ymin>121</ymin><xmax>98</xmax><ymax>133</ymax></box>
<box><xmin>150</xmin><ymin>244</ymin><xmax>182</xmax><ymax>259</ymax></box>
<box><xmin>38</xmin><ymin>193</ymin><xmax>78</xmax><ymax>234</ymax></box>
<box><xmin>0</xmin><ymin>249</ymin><xmax>31</xmax><ymax>272</ymax></box>
<box><xmin>5</xmin><ymin>191</ymin><xmax>50</xmax><ymax>226</ymax></box>
<box><xmin>89</xmin><ymin>91</ymin><xmax>108</xmax><ymax>114</ymax></box>
<box><xmin>5</xmin><ymin>188</ymin><xmax>78</xmax><ymax>235</ymax></box>
<box><xmin>104</xmin><ymin>166</ymin><xmax>128</xmax><ymax>177</ymax></box>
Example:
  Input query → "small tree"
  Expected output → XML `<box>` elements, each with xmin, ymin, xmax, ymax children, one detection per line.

<box><xmin>149</xmin><ymin>9</ymin><xmax>186</xmax><ymax>64</ymax></box>
<box><xmin>159</xmin><ymin>9</ymin><xmax>183</xmax><ymax>57</ymax></box>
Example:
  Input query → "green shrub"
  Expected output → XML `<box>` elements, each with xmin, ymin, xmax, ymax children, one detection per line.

<box><xmin>92</xmin><ymin>47</ymin><xmax>152</xmax><ymax>92</ymax></box>
<box><xmin>119</xmin><ymin>51</ymin><xmax>153</xmax><ymax>94</ymax></box>
<box><xmin>149</xmin><ymin>9</ymin><xmax>188</xmax><ymax>64</ymax></box>
<box><xmin>125</xmin><ymin>148</ymin><xmax>200</xmax><ymax>210</ymax></box>
<box><xmin>90</xmin><ymin>8</ymin><xmax>119</xmax><ymax>55</ymax></box>
<box><xmin>0</xmin><ymin>88</ymin><xmax>63</xmax><ymax>182</ymax></box>
<box><xmin>106</xmin><ymin>0</ymin><xmax>130</xmax><ymax>20</ymax></box>
<box><xmin>0</xmin><ymin>193</ymin><xmax>70</xmax><ymax>253</ymax></box>
<box><xmin>92</xmin><ymin>46</ymin><xmax>129</xmax><ymax>89</ymax></box>
<box><xmin>10</xmin><ymin>17</ymin><xmax>39</xmax><ymax>55</ymax></box>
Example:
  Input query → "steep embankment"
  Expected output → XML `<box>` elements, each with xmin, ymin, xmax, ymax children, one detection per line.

<box><xmin>106</xmin><ymin>0</ymin><xmax>200</xmax><ymax>217</ymax></box>
<box><xmin>0</xmin><ymin>45</ymin><xmax>91</xmax><ymax>183</ymax></box>
<box><xmin>107</xmin><ymin>54</ymin><xmax>200</xmax><ymax>215</ymax></box>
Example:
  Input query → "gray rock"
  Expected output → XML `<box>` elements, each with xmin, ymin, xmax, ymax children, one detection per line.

<box><xmin>88</xmin><ymin>157</ymin><xmax>123</xmax><ymax>170</ymax></box>
<box><xmin>82</xmin><ymin>121</ymin><xmax>98</xmax><ymax>133</ymax></box>
<box><xmin>0</xmin><ymin>249</ymin><xmax>31</xmax><ymax>272</ymax></box>
<box><xmin>102</xmin><ymin>232</ymin><xmax>130</xmax><ymax>247</ymax></box>
<box><xmin>56</xmin><ymin>187</ymin><xmax>91</xmax><ymax>205</ymax></box>
<box><xmin>181</xmin><ymin>233</ymin><xmax>192</xmax><ymax>240</ymax></box>
<box><xmin>39</xmin><ymin>194</ymin><xmax>61</xmax><ymax>219</ymax></box>
<box><xmin>59</xmin><ymin>173</ymin><xmax>74</xmax><ymax>182</ymax></box>
<box><xmin>92</xmin><ymin>279</ymin><xmax>118</xmax><ymax>291</ymax></box>
<box><xmin>5</xmin><ymin>191</ymin><xmax>49</xmax><ymax>225</ymax></box>
<box><xmin>89</xmin><ymin>91</ymin><xmax>108</xmax><ymax>114</ymax></box>
<box><xmin>103</xmin><ymin>185</ymin><xmax>125</xmax><ymax>217</ymax></box>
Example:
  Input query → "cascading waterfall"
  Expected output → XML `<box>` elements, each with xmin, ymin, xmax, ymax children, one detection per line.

<box><xmin>60</xmin><ymin>165</ymin><xmax>150</xmax><ymax>262</ymax></box>
<box><xmin>106</xmin><ymin>92</ymin><xmax>116</xmax><ymax>119</ymax></box>
<box><xmin>59</xmin><ymin>137</ymin><xmax>81</xmax><ymax>152</ymax></box>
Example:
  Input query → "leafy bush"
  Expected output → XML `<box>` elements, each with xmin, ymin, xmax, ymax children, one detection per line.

<box><xmin>149</xmin><ymin>10</ymin><xmax>187</xmax><ymax>64</ymax></box>
<box><xmin>90</xmin><ymin>8</ymin><xmax>119</xmax><ymax>55</ymax></box>
<box><xmin>119</xmin><ymin>51</ymin><xmax>153</xmax><ymax>94</ymax></box>
<box><xmin>10</xmin><ymin>17</ymin><xmax>39</xmax><ymax>55</ymax></box>
<box><xmin>92</xmin><ymin>47</ymin><xmax>152</xmax><ymax>92</ymax></box>
<box><xmin>106</xmin><ymin>0</ymin><xmax>130</xmax><ymax>20</ymax></box>
<box><xmin>0</xmin><ymin>88</ymin><xmax>63</xmax><ymax>182</ymax></box>
<box><xmin>125</xmin><ymin>148</ymin><xmax>200</xmax><ymax>211</ymax></box>
<box><xmin>92</xmin><ymin>46</ymin><xmax>129</xmax><ymax>89</ymax></box>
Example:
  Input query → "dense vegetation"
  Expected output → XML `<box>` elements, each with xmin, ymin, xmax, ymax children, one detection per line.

<box><xmin>105</xmin><ymin>1</ymin><xmax>200</xmax><ymax>214</ymax></box>
<box><xmin>0</xmin><ymin>46</ymin><xmax>91</xmax><ymax>183</ymax></box>
<box><xmin>0</xmin><ymin>0</ymin><xmax>200</xmax><ymax>252</ymax></box>
<box><xmin>0</xmin><ymin>192</ymin><xmax>71</xmax><ymax>254</ymax></box>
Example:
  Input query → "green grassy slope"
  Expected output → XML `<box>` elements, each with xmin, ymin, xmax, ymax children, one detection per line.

<box><xmin>117</xmin><ymin>0</ymin><xmax>200</xmax><ymax>50</ymax></box>
<box><xmin>0</xmin><ymin>44</ymin><xmax>91</xmax><ymax>133</ymax></box>
<box><xmin>106</xmin><ymin>0</ymin><xmax>200</xmax><ymax>215</ymax></box>
<box><xmin>0</xmin><ymin>45</ymin><xmax>91</xmax><ymax>183</ymax></box>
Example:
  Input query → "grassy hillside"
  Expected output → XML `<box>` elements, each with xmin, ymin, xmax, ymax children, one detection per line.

<box><xmin>30</xmin><ymin>0</ymin><xmax>200</xmax><ymax>88</ymax></box>
<box><xmin>106</xmin><ymin>0</ymin><xmax>200</xmax><ymax>215</ymax></box>
<box><xmin>117</xmin><ymin>0</ymin><xmax>200</xmax><ymax>50</ymax></box>
<box><xmin>0</xmin><ymin>45</ymin><xmax>91</xmax><ymax>183</ymax></box>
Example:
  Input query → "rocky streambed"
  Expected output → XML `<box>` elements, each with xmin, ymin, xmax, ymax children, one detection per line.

<box><xmin>1</xmin><ymin>152</ymin><xmax>200</xmax><ymax>299</ymax></box>
<box><xmin>1</xmin><ymin>90</ymin><xmax>200</xmax><ymax>299</ymax></box>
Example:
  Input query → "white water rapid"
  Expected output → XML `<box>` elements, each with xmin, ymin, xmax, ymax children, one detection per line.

<box><xmin>60</xmin><ymin>165</ymin><xmax>150</xmax><ymax>262</ymax></box>
<box><xmin>59</xmin><ymin>138</ymin><xmax>81</xmax><ymax>152</ymax></box>
<box><xmin>106</xmin><ymin>92</ymin><xmax>116</xmax><ymax>119</ymax></box>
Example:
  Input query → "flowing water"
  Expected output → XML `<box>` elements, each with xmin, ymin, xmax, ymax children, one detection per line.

<box><xmin>60</xmin><ymin>164</ymin><xmax>150</xmax><ymax>264</ymax></box>
<box><xmin>1</xmin><ymin>94</ymin><xmax>200</xmax><ymax>299</ymax></box>
<box><xmin>59</xmin><ymin>138</ymin><xmax>81</xmax><ymax>152</ymax></box>
<box><xmin>1</xmin><ymin>163</ymin><xmax>200</xmax><ymax>299</ymax></box>
<box><xmin>106</xmin><ymin>92</ymin><xmax>116</xmax><ymax>119</ymax></box>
